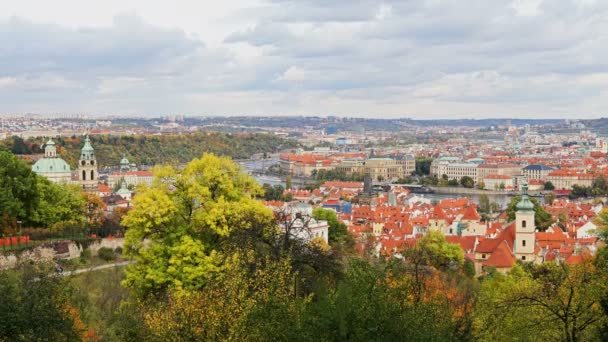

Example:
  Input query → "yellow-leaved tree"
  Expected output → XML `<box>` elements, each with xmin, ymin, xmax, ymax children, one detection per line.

<box><xmin>122</xmin><ymin>153</ymin><xmax>275</xmax><ymax>297</ymax></box>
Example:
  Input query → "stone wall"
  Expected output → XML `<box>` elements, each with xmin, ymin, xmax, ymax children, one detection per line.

<box><xmin>0</xmin><ymin>237</ymin><xmax>125</xmax><ymax>270</ymax></box>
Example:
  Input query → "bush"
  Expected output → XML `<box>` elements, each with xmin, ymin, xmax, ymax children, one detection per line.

<box><xmin>114</xmin><ymin>246</ymin><xmax>123</xmax><ymax>255</ymax></box>
<box><xmin>80</xmin><ymin>248</ymin><xmax>91</xmax><ymax>263</ymax></box>
<box><xmin>98</xmin><ymin>247</ymin><xmax>116</xmax><ymax>261</ymax></box>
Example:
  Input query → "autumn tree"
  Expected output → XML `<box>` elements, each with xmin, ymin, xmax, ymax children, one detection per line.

<box><xmin>475</xmin><ymin>262</ymin><xmax>608</xmax><ymax>342</ymax></box>
<box><xmin>122</xmin><ymin>153</ymin><xmax>275</xmax><ymax>297</ymax></box>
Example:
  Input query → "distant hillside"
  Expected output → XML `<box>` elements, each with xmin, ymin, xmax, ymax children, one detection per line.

<box><xmin>1</xmin><ymin>132</ymin><xmax>300</xmax><ymax>168</ymax></box>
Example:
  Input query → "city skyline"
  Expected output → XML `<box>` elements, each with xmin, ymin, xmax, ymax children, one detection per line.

<box><xmin>1</xmin><ymin>0</ymin><xmax>607</xmax><ymax>118</ymax></box>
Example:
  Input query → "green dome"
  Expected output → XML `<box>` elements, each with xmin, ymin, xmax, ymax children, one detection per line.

<box><xmin>516</xmin><ymin>182</ymin><xmax>534</xmax><ymax>211</ymax></box>
<box><xmin>120</xmin><ymin>156</ymin><xmax>130</xmax><ymax>165</ymax></box>
<box><xmin>81</xmin><ymin>135</ymin><xmax>94</xmax><ymax>152</ymax></box>
<box><xmin>46</xmin><ymin>138</ymin><xmax>55</xmax><ymax>146</ymax></box>
<box><xmin>32</xmin><ymin>158</ymin><xmax>71</xmax><ymax>174</ymax></box>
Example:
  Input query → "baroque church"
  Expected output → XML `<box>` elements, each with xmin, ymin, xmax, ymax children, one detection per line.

<box><xmin>32</xmin><ymin>135</ymin><xmax>99</xmax><ymax>192</ymax></box>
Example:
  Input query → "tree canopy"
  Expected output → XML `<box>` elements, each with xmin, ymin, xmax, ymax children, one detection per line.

<box><xmin>506</xmin><ymin>195</ymin><xmax>554</xmax><ymax>231</ymax></box>
<box><xmin>122</xmin><ymin>153</ymin><xmax>275</xmax><ymax>296</ymax></box>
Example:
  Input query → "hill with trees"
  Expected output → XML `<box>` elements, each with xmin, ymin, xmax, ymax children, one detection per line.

<box><xmin>0</xmin><ymin>132</ymin><xmax>300</xmax><ymax>167</ymax></box>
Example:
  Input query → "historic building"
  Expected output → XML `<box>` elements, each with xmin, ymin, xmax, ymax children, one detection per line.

<box><xmin>77</xmin><ymin>135</ymin><xmax>99</xmax><ymax>192</ymax></box>
<box><xmin>32</xmin><ymin>138</ymin><xmax>71</xmax><ymax>183</ymax></box>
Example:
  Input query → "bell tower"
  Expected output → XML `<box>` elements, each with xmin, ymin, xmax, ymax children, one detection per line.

<box><xmin>515</xmin><ymin>182</ymin><xmax>536</xmax><ymax>261</ymax></box>
<box><xmin>77</xmin><ymin>135</ymin><xmax>98</xmax><ymax>191</ymax></box>
<box><xmin>44</xmin><ymin>138</ymin><xmax>57</xmax><ymax>157</ymax></box>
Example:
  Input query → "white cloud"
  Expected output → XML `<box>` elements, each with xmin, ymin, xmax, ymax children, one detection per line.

<box><xmin>0</xmin><ymin>0</ymin><xmax>607</xmax><ymax>118</ymax></box>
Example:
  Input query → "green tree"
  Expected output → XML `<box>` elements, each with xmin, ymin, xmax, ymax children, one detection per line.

<box><xmin>506</xmin><ymin>196</ymin><xmax>554</xmax><ymax>231</ymax></box>
<box><xmin>475</xmin><ymin>262</ymin><xmax>608</xmax><ymax>342</ymax></box>
<box><xmin>0</xmin><ymin>151</ymin><xmax>40</xmax><ymax>227</ymax></box>
<box><xmin>460</xmin><ymin>176</ymin><xmax>474</xmax><ymax>188</ymax></box>
<box><xmin>32</xmin><ymin>179</ymin><xmax>87</xmax><ymax>229</ymax></box>
<box><xmin>477</xmin><ymin>181</ymin><xmax>485</xmax><ymax>190</ymax></box>
<box><xmin>0</xmin><ymin>263</ymin><xmax>86</xmax><ymax>341</ymax></box>
<box><xmin>544</xmin><ymin>181</ymin><xmax>555</xmax><ymax>190</ymax></box>
<box><xmin>122</xmin><ymin>153</ymin><xmax>275</xmax><ymax>297</ymax></box>
<box><xmin>285</xmin><ymin>174</ymin><xmax>293</xmax><ymax>190</ymax></box>
<box><xmin>544</xmin><ymin>192</ymin><xmax>556</xmax><ymax>206</ymax></box>
<box><xmin>312</xmin><ymin>207</ymin><xmax>351</xmax><ymax>245</ymax></box>
<box><xmin>478</xmin><ymin>194</ymin><xmax>490</xmax><ymax>214</ymax></box>
<box><xmin>414</xmin><ymin>157</ymin><xmax>433</xmax><ymax>176</ymax></box>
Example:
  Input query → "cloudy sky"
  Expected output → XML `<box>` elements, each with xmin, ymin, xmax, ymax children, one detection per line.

<box><xmin>1</xmin><ymin>0</ymin><xmax>607</xmax><ymax>118</ymax></box>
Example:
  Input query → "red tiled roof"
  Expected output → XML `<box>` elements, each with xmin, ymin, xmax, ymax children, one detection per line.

<box><xmin>483</xmin><ymin>240</ymin><xmax>516</xmax><ymax>268</ymax></box>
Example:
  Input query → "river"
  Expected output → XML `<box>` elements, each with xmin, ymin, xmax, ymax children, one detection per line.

<box><xmin>240</xmin><ymin>159</ymin><xmax>520</xmax><ymax>207</ymax></box>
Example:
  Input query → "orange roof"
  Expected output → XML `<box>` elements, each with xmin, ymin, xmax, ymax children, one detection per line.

<box><xmin>483</xmin><ymin>240</ymin><xmax>516</xmax><ymax>268</ymax></box>
<box><xmin>462</xmin><ymin>205</ymin><xmax>480</xmax><ymax>221</ymax></box>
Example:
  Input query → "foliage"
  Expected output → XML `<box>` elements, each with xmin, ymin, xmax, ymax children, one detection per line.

<box><xmin>312</xmin><ymin>207</ymin><xmax>352</xmax><ymax>246</ymax></box>
<box><xmin>0</xmin><ymin>151</ymin><xmax>87</xmax><ymax>231</ymax></box>
<box><xmin>478</xmin><ymin>194</ymin><xmax>490</xmax><ymax>214</ymax></box>
<box><xmin>261</xmin><ymin>183</ymin><xmax>292</xmax><ymax>201</ymax></box>
<box><xmin>311</xmin><ymin>169</ymin><xmax>365</xmax><ymax>182</ymax></box>
<box><xmin>475</xmin><ymin>261</ymin><xmax>608</xmax><ymax>342</ymax></box>
<box><xmin>506</xmin><ymin>196</ymin><xmax>554</xmax><ymax>231</ymax></box>
<box><xmin>460</xmin><ymin>176</ymin><xmax>475</xmax><ymax>188</ymax></box>
<box><xmin>544</xmin><ymin>181</ymin><xmax>555</xmax><ymax>190</ymax></box>
<box><xmin>97</xmin><ymin>247</ymin><xmax>116</xmax><ymax>261</ymax></box>
<box><xmin>569</xmin><ymin>175</ymin><xmax>608</xmax><ymax>198</ymax></box>
<box><xmin>0</xmin><ymin>262</ymin><xmax>89</xmax><ymax>341</ymax></box>
<box><xmin>448</xmin><ymin>178</ymin><xmax>459</xmax><ymax>186</ymax></box>
<box><xmin>16</xmin><ymin>132</ymin><xmax>300</xmax><ymax>168</ymax></box>
<box><xmin>414</xmin><ymin>156</ymin><xmax>433</xmax><ymax>176</ymax></box>
<box><xmin>122</xmin><ymin>153</ymin><xmax>275</xmax><ymax>297</ymax></box>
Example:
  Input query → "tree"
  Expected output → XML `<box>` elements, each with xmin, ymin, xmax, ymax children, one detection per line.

<box><xmin>477</xmin><ymin>181</ymin><xmax>485</xmax><ymax>190</ymax></box>
<box><xmin>478</xmin><ymin>194</ymin><xmax>490</xmax><ymax>214</ymax></box>
<box><xmin>122</xmin><ymin>153</ymin><xmax>275</xmax><ymax>297</ymax></box>
<box><xmin>544</xmin><ymin>192</ymin><xmax>556</xmax><ymax>206</ymax></box>
<box><xmin>0</xmin><ymin>262</ymin><xmax>89</xmax><ymax>341</ymax></box>
<box><xmin>448</xmin><ymin>179</ymin><xmax>459</xmax><ymax>186</ymax></box>
<box><xmin>460</xmin><ymin>176</ymin><xmax>474</xmax><ymax>188</ymax></box>
<box><xmin>32</xmin><ymin>179</ymin><xmax>87</xmax><ymax>230</ymax></box>
<box><xmin>475</xmin><ymin>262</ymin><xmax>608</xmax><ymax>342</ymax></box>
<box><xmin>0</xmin><ymin>151</ymin><xmax>39</xmax><ymax>227</ymax></box>
<box><xmin>285</xmin><ymin>174</ymin><xmax>293</xmax><ymax>190</ymax></box>
<box><xmin>544</xmin><ymin>181</ymin><xmax>555</xmax><ymax>191</ymax></box>
<box><xmin>312</xmin><ymin>207</ymin><xmax>352</xmax><ymax>246</ymax></box>
<box><xmin>506</xmin><ymin>196</ymin><xmax>554</xmax><ymax>231</ymax></box>
<box><xmin>415</xmin><ymin>157</ymin><xmax>433</xmax><ymax>176</ymax></box>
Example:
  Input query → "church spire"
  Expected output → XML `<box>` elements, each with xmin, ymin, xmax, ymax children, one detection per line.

<box><xmin>516</xmin><ymin>181</ymin><xmax>534</xmax><ymax>211</ymax></box>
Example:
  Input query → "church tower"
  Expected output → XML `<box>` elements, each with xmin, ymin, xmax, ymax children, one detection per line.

<box><xmin>44</xmin><ymin>138</ymin><xmax>57</xmax><ymax>157</ymax></box>
<box><xmin>77</xmin><ymin>135</ymin><xmax>98</xmax><ymax>191</ymax></box>
<box><xmin>515</xmin><ymin>182</ymin><xmax>536</xmax><ymax>261</ymax></box>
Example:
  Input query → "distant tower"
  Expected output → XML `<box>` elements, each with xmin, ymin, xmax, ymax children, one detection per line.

<box><xmin>120</xmin><ymin>155</ymin><xmax>130</xmax><ymax>172</ymax></box>
<box><xmin>77</xmin><ymin>135</ymin><xmax>98</xmax><ymax>191</ymax></box>
<box><xmin>44</xmin><ymin>138</ymin><xmax>57</xmax><ymax>157</ymax></box>
<box><xmin>515</xmin><ymin>182</ymin><xmax>536</xmax><ymax>261</ymax></box>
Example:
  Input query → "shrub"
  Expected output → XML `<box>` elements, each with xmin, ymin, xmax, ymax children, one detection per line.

<box><xmin>98</xmin><ymin>247</ymin><xmax>115</xmax><ymax>261</ymax></box>
<box><xmin>80</xmin><ymin>248</ymin><xmax>91</xmax><ymax>263</ymax></box>
<box><xmin>114</xmin><ymin>246</ymin><xmax>123</xmax><ymax>255</ymax></box>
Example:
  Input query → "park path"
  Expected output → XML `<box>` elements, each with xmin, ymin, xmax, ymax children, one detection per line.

<box><xmin>60</xmin><ymin>260</ymin><xmax>134</xmax><ymax>276</ymax></box>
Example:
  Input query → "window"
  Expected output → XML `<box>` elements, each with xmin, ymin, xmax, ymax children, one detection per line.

<box><xmin>482</xmin><ymin>254</ymin><xmax>486</xmax><ymax>259</ymax></box>
<box><xmin>81</xmin><ymin>160</ymin><xmax>86</xmax><ymax>166</ymax></box>
<box><xmin>82</xmin><ymin>170</ymin><xmax>86</xmax><ymax>180</ymax></box>
<box><xmin>90</xmin><ymin>170</ymin><xmax>95</xmax><ymax>180</ymax></box>
<box><xmin>522</xmin><ymin>256</ymin><xmax>526</xmax><ymax>261</ymax></box>
<box><xmin>522</xmin><ymin>220</ymin><xmax>526</xmax><ymax>228</ymax></box>
<box><xmin>522</xmin><ymin>240</ymin><xmax>526</xmax><ymax>247</ymax></box>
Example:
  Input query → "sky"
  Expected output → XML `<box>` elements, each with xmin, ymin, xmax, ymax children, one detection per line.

<box><xmin>1</xmin><ymin>0</ymin><xmax>607</xmax><ymax>119</ymax></box>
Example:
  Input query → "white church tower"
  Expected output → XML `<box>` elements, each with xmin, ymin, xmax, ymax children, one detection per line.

<box><xmin>77</xmin><ymin>135</ymin><xmax>99</xmax><ymax>192</ymax></box>
<box><xmin>515</xmin><ymin>182</ymin><xmax>536</xmax><ymax>262</ymax></box>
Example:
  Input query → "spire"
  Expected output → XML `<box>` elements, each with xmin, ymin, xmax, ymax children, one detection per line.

<box><xmin>80</xmin><ymin>134</ymin><xmax>95</xmax><ymax>160</ymax></box>
<box><xmin>516</xmin><ymin>181</ymin><xmax>534</xmax><ymax>211</ymax></box>
<box><xmin>44</xmin><ymin>138</ymin><xmax>57</xmax><ymax>157</ymax></box>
